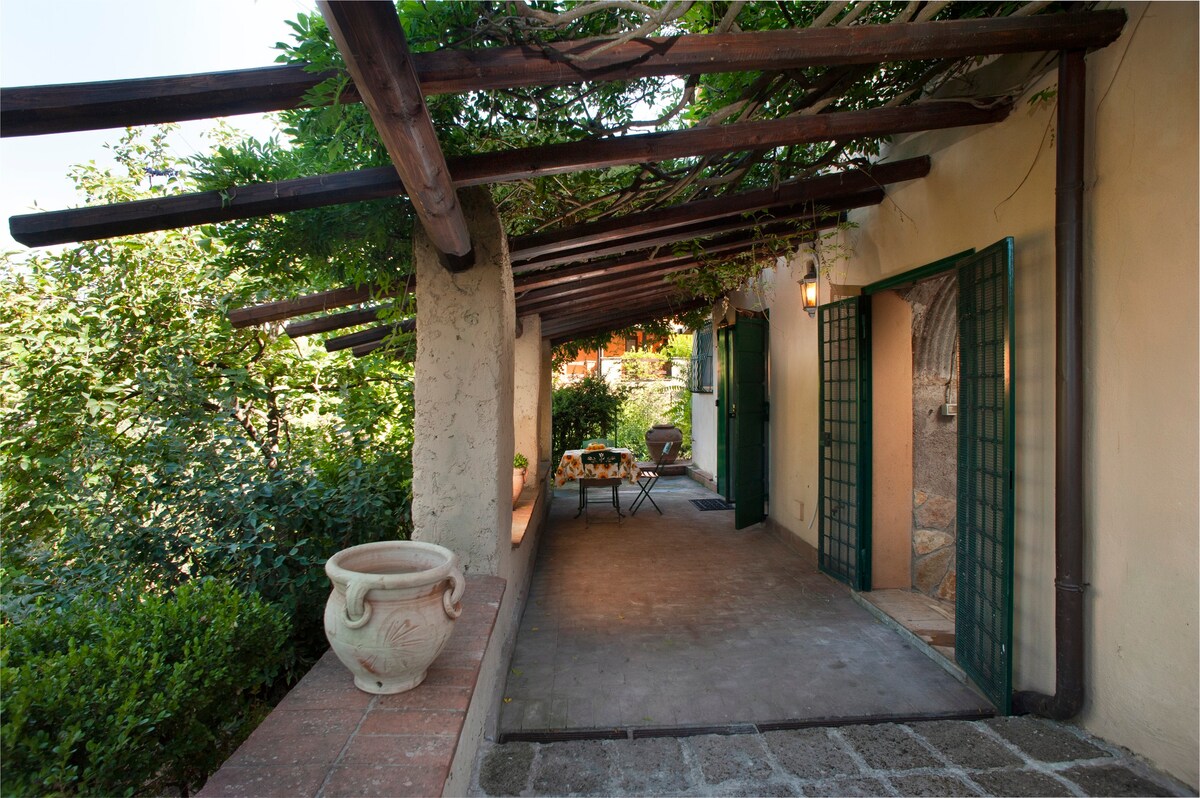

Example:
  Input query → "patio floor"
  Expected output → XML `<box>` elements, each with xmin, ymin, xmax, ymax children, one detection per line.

<box><xmin>499</xmin><ymin>476</ymin><xmax>992</xmax><ymax>737</ymax></box>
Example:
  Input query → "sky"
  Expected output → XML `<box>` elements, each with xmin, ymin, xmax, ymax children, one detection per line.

<box><xmin>0</xmin><ymin>0</ymin><xmax>317</xmax><ymax>254</ymax></box>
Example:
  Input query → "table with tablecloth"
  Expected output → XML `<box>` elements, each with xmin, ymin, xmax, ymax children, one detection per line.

<box><xmin>554</xmin><ymin>448</ymin><xmax>640</xmax><ymax>486</ymax></box>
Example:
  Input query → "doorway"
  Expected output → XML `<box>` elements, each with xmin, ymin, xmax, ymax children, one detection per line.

<box><xmin>821</xmin><ymin>240</ymin><xmax>1015</xmax><ymax>713</ymax></box>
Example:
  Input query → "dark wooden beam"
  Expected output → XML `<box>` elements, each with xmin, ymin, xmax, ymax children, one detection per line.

<box><xmin>510</xmin><ymin>157</ymin><xmax>927</xmax><ymax>263</ymax></box>
<box><xmin>11</xmin><ymin>102</ymin><xmax>1000</xmax><ymax>247</ymax></box>
<box><xmin>319</xmin><ymin>0</ymin><xmax>472</xmax><ymax>269</ymax></box>
<box><xmin>544</xmin><ymin>297</ymin><xmax>709</xmax><ymax>343</ymax></box>
<box><xmin>512</xmin><ymin>194</ymin><xmax>872</xmax><ymax>272</ymax></box>
<box><xmin>229</xmin><ymin>284</ymin><xmax>389</xmax><ymax>328</ymax></box>
<box><xmin>1</xmin><ymin>12</ymin><xmax>1124</xmax><ymax>137</ymax></box>
<box><xmin>513</xmin><ymin>227</ymin><xmax>814</xmax><ymax>292</ymax></box>
<box><xmin>285</xmin><ymin>305</ymin><xmax>384</xmax><ymax>338</ymax></box>
<box><xmin>516</xmin><ymin>226</ymin><xmax>818</xmax><ymax>309</ymax></box>
<box><xmin>447</xmin><ymin>101</ymin><xmax>1008</xmax><ymax>188</ymax></box>
<box><xmin>539</xmin><ymin>283</ymin><xmax>687</xmax><ymax>325</ymax></box>
<box><xmin>324</xmin><ymin>318</ymin><xmax>416</xmax><ymax>352</ymax></box>
<box><xmin>518</xmin><ymin>268</ymin><xmax>692</xmax><ymax>315</ymax></box>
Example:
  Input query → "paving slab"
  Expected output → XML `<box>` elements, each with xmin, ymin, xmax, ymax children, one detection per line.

<box><xmin>983</xmin><ymin>715</ymin><xmax>1109</xmax><ymax>762</ymax></box>
<box><xmin>471</xmin><ymin>717</ymin><xmax>1193</xmax><ymax>797</ymax></box>
<box><xmin>909</xmin><ymin>718</ymin><xmax>1022</xmax><ymax>768</ymax></box>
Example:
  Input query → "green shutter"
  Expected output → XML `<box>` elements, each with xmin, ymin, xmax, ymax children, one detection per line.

<box><xmin>733</xmin><ymin>317</ymin><xmax>768</xmax><ymax>529</ymax></box>
<box><xmin>818</xmin><ymin>297</ymin><xmax>871</xmax><ymax>591</ymax></box>
<box><xmin>955</xmin><ymin>238</ymin><xmax>1015</xmax><ymax>714</ymax></box>
<box><xmin>716</xmin><ymin>325</ymin><xmax>732</xmax><ymax>498</ymax></box>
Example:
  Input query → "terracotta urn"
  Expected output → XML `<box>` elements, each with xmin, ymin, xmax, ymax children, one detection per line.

<box><xmin>512</xmin><ymin>467</ymin><xmax>526</xmax><ymax>508</ymax></box>
<box><xmin>645</xmin><ymin>423</ymin><xmax>683</xmax><ymax>464</ymax></box>
<box><xmin>324</xmin><ymin>540</ymin><xmax>464</xmax><ymax>695</ymax></box>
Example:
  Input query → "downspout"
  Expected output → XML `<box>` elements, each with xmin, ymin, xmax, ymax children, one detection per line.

<box><xmin>1013</xmin><ymin>49</ymin><xmax>1087</xmax><ymax>720</ymax></box>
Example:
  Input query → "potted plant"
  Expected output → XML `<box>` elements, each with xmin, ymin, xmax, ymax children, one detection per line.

<box><xmin>513</xmin><ymin>453</ymin><xmax>529</xmax><ymax>508</ymax></box>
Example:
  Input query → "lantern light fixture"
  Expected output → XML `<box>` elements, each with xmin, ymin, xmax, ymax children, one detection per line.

<box><xmin>800</xmin><ymin>263</ymin><xmax>819</xmax><ymax>317</ymax></box>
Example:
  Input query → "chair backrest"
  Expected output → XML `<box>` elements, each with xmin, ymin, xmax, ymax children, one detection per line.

<box><xmin>655</xmin><ymin>440</ymin><xmax>673</xmax><ymax>465</ymax></box>
<box><xmin>582</xmin><ymin>437</ymin><xmax>616</xmax><ymax>449</ymax></box>
<box><xmin>581</xmin><ymin>449</ymin><xmax>622</xmax><ymax>467</ymax></box>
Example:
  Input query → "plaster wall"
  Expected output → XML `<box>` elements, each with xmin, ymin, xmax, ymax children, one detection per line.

<box><xmin>412</xmin><ymin>187</ymin><xmax>516</xmax><ymax>577</ymax></box>
<box><xmin>538</xmin><ymin>339</ymin><xmax>553</xmax><ymax>464</ymax></box>
<box><xmin>871</xmin><ymin>290</ymin><xmax>913</xmax><ymax>590</ymax></box>
<box><xmin>819</xmin><ymin>3</ymin><xmax>1197</xmax><ymax>783</ymax></box>
<box><xmin>513</xmin><ymin>314</ymin><xmax>541</xmax><ymax>468</ymax></box>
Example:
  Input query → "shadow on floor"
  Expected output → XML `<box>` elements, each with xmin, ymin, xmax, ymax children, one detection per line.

<box><xmin>500</xmin><ymin>477</ymin><xmax>993</xmax><ymax>739</ymax></box>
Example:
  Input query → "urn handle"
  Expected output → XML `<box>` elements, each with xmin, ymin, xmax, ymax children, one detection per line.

<box><xmin>342</xmin><ymin>579</ymin><xmax>374</xmax><ymax>630</ymax></box>
<box><xmin>442</xmin><ymin>565</ymin><xmax>465</xmax><ymax>620</ymax></box>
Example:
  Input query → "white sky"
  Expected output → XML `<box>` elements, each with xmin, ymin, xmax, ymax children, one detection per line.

<box><xmin>0</xmin><ymin>0</ymin><xmax>316</xmax><ymax>254</ymax></box>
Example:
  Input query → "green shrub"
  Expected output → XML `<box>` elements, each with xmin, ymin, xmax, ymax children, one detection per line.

<box><xmin>551</xmin><ymin>375</ymin><xmax>626</xmax><ymax>461</ymax></box>
<box><xmin>615</xmin><ymin>382</ymin><xmax>691</xmax><ymax>461</ymax></box>
<box><xmin>1</xmin><ymin>580</ymin><xmax>289</xmax><ymax>796</ymax></box>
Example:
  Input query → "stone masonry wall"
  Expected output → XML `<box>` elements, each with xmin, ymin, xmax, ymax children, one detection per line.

<box><xmin>903</xmin><ymin>274</ymin><xmax>957</xmax><ymax>603</ymax></box>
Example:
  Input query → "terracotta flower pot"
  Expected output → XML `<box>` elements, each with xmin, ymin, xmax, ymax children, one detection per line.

<box><xmin>645</xmin><ymin>423</ymin><xmax>683</xmax><ymax>464</ymax></box>
<box><xmin>512</xmin><ymin>467</ymin><xmax>526</xmax><ymax>508</ymax></box>
<box><xmin>324</xmin><ymin>541</ymin><xmax>464</xmax><ymax>694</ymax></box>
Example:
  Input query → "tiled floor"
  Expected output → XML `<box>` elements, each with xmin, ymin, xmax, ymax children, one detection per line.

<box><xmin>499</xmin><ymin>477</ymin><xmax>992</xmax><ymax>736</ymax></box>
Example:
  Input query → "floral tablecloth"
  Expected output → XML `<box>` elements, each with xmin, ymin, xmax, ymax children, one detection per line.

<box><xmin>554</xmin><ymin>448</ymin><xmax>640</xmax><ymax>486</ymax></box>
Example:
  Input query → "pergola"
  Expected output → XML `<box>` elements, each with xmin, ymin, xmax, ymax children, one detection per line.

<box><xmin>3</xmin><ymin>3</ymin><xmax>1124</xmax><ymax>351</ymax></box>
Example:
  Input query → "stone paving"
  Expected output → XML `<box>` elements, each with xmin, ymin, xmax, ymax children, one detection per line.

<box><xmin>472</xmin><ymin>716</ymin><xmax>1194</xmax><ymax>797</ymax></box>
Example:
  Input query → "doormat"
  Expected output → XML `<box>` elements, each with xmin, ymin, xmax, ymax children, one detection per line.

<box><xmin>690</xmin><ymin>498</ymin><xmax>734</xmax><ymax>511</ymax></box>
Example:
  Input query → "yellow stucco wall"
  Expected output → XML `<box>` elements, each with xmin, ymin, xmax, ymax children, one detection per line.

<box><xmin>754</xmin><ymin>2</ymin><xmax>1197</xmax><ymax>784</ymax></box>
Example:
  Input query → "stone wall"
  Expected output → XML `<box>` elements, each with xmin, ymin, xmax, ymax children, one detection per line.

<box><xmin>903</xmin><ymin>274</ymin><xmax>957</xmax><ymax>603</ymax></box>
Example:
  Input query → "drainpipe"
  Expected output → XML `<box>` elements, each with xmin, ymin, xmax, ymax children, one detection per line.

<box><xmin>1013</xmin><ymin>49</ymin><xmax>1087</xmax><ymax>720</ymax></box>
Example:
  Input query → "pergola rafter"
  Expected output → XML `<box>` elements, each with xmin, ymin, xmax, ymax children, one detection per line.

<box><xmin>508</xmin><ymin>156</ymin><xmax>929</xmax><ymax>264</ymax></box>
<box><xmin>319</xmin><ymin>1</ymin><xmax>472</xmax><ymax>270</ymax></box>
<box><xmin>9</xmin><ymin>102</ymin><xmax>1002</xmax><ymax>248</ymax></box>
<box><xmin>4</xmin><ymin>7</ymin><xmax>1130</xmax><ymax>348</ymax></box>
<box><xmin>0</xmin><ymin>12</ymin><xmax>1125</xmax><ymax>137</ymax></box>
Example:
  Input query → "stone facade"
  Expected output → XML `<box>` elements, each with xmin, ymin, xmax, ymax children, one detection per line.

<box><xmin>903</xmin><ymin>274</ymin><xmax>958</xmax><ymax>603</ymax></box>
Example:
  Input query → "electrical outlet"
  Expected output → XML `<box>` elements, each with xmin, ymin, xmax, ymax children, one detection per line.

<box><xmin>793</xmin><ymin>498</ymin><xmax>805</xmax><ymax>521</ymax></box>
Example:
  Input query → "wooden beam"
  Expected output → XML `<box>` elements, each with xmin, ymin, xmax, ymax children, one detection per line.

<box><xmin>516</xmin><ymin>226</ymin><xmax>818</xmax><ymax>310</ymax></box>
<box><xmin>1</xmin><ymin>12</ymin><xmax>1124</xmax><ymax>137</ymax></box>
<box><xmin>447</xmin><ymin>101</ymin><xmax>1008</xmax><ymax>188</ymax></box>
<box><xmin>539</xmin><ymin>284</ymin><xmax>687</xmax><ymax>325</ymax></box>
<box><xmin>319</xmin><ymin>0</ymin><xmax>472</xmax><ymax>269</ymax></box>
<box><xmin>285</xmin><ymin>305</ymin><xmax>384</xmax><ymax>338</ymax></box>
<box><xmin>11</xmin><ymin>102</ymin><xmax>1000</xmax><ymax>247</ymax></box>
<box><xmin>512</xmin><ymin>194</ymin><xmax>872</xmax><ymax>273</ymax></box>
<box><xmin>513</xmin><ymin>227</ymin><xmax>815</xmax><ymax>292</ymax></box>
<box><xmin>509</xmin><ymin>157</ymin><xmax>928</xmax><ymax>263</ymax></box>
<box><xmin>229</xmin><ymin>284</ymin><xmax>389</xmax><ymax>328</ymax></box>
<box><xmin>545</xmin><ymin>298</ymin><xmax>709</xmax><ymax>343</ymax></box>
<box><xmin>324</xmin><ymin>318</ymin><xmax>416</xmax><ymax>352</ymax></box>
<box><xmin>518</xmin><ymin>268</ymin><xmax>692</xmax><ymax>315</ymax></box>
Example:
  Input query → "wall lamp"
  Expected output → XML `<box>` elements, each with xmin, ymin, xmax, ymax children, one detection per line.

<box><xmin>800</xmin><ymin>263</ymin><xmax>819</xmax><ymax>317</ymax></box>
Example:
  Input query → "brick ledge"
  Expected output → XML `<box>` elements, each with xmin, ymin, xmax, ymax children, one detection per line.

<box><xmin>198</xmin><ymin>575</ymin><xmax>507</xmax><ymax>798</ymax></box>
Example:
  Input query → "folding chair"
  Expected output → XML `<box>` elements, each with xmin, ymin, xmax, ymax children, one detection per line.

<box><xmin>630</xmin><ymin>440</ymin><xmax>671</xmax><ymax>515</ymax></box>
<box><xmin>576</xmin><ymin>448</ymin><xmax>624</xmax><ymax>525</ymax></box>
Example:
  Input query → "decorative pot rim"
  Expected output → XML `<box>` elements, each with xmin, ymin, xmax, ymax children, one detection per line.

<box><xmin>325</xmin><ymin>540</ymin><xmax>458</xmax><ymax>592</ymax></box>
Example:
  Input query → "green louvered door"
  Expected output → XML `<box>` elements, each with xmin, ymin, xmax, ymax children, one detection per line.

<box><xmin>955</xmin><ymin>238</ymin><xmax>1015</xmax><ymax>714</ymax></box>
<box><xmin>818</xmin><ymin>297</ymin><xmax>871</xmax><ymax>591</ymax></box>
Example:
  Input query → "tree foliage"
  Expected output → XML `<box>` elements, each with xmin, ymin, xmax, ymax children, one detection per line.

<box><xmin>188</xmin><ymin>0</ymin><xmax>1052</xmax><ymax>325</ymax></box>
<box><xmin>0</xmin><ymin>129</ymin><xmax>415</xmax><ymax>667</ymax></box>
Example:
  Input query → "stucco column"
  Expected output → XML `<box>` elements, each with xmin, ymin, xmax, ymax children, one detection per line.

<box><xmin>513</xmin><ymin>315</ymin><xmax>541</xmax><ymax>470</ymax></box>
<box><xmin>539</xmin><ymin>338</ymin><xmax>553</xmax><ymax>464</ymax></box>
<box><xmin>412</xmin><ymin>187</ymin><xmax>514</xmax><ymax>575</ymax></box>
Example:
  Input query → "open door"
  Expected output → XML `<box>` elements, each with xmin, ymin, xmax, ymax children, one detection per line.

<box><xmin>732</xmin><ymin>317</ymin><xmax>767</xmax><ymax>529</ymax></box>
<box><xmin>818</xmin><ymin>297</ymin><xmax>871</xmax><ymax>591</ymax></box>
<box><xmin>715</xmin><ymin>318</ymin><xmax>768</xmax><ymax>528</ymax></box>
<box><xmin>955</xmin><ymin>238</ymin><xmax>1015</xmax><ymax>713</ymax></box>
